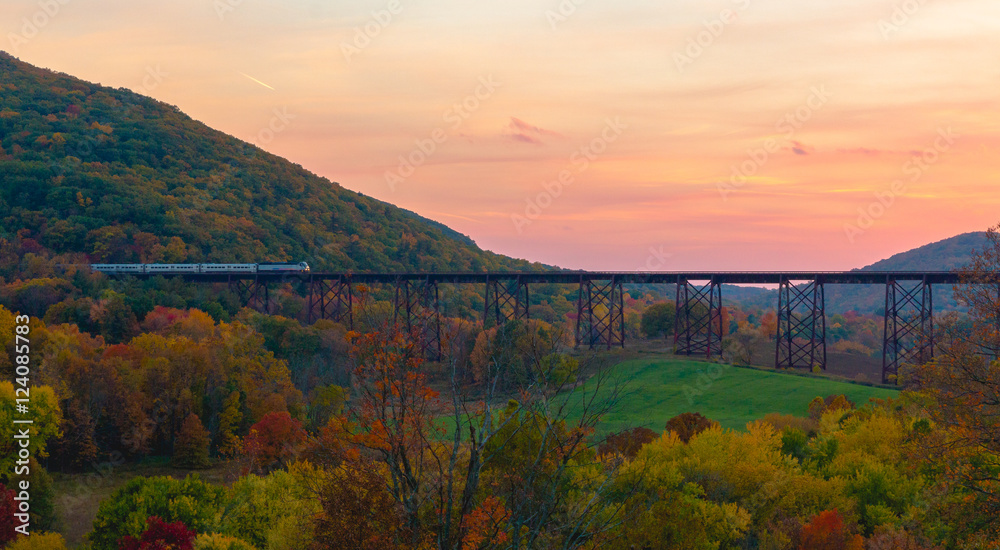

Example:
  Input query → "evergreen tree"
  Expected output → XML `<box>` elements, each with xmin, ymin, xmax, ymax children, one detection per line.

<box><xmin>173</xmin><ymin>414</ymin><xmax>211</xmax><ymax>469</ymax></box>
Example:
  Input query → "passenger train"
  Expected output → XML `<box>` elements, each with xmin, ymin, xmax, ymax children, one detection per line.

<box><xmin>90</xmin><ymin>262</ymin><xmax>310</xmax><ymax>274</ymax></box>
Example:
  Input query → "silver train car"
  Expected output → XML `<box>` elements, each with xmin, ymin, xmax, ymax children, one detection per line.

<box><xmin>90</xmin><ymin>262</ymin><xmax>310</xmax><ymax>274</ymax></box>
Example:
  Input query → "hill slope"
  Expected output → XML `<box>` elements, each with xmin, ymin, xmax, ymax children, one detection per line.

<box><xmin>857</xmin><ymin>232</ymin><xmax>987</xmax><ymax>272</ymax></box>
<box><xmin>0</xmin><ymin>52</ymin><xmax>535</xmax><ymax>273</ymax></box>
<box><xmin>823</xmin><ymin>232</ymin><xmax>987</xmax><ymax>313</ymax></box>
<box><xmin>728</xmin><ymin>232</ymin><xmax>987</xmax><ymax>314</ymax></box>
<box><xmin>567</xmin><ymin>357</ymin><xmax>898</xmax><ymax>433</ymax></box>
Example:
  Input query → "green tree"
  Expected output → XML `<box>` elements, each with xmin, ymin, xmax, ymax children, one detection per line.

<box><xmin>88</xmin><ymin>475</ymin><xmax>225</xmax><ymax>550</ymax></box>
<box><xmin>217</xmin><ymin>469</ymin><xmax>317</xmax><ymax>549</ymax></box>
<box><xmin>641</xmin><ymin>302</ymin><xmax>676</xmax><ymax>339</ymax></box>
<box><xmin>6</xmin><ymin>532</ymin><xmax>68</xmax><ymax>549</ymax></box>
<box><xmin>0</xmin><ymin>383</ymin><xmax>62</xmax><ymax>479</ymax></box>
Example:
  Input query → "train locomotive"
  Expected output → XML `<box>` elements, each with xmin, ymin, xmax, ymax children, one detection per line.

<box><xmin>90</xmin><ymin>262</ymin><xmax>310</xmax><ymax>274</ymax></box>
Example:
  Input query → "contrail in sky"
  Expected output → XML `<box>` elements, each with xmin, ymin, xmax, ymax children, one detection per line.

<box><xmin>239</xmin><ymin>72</ymin><xmax>275</xmax><ymax>91</ymax></box>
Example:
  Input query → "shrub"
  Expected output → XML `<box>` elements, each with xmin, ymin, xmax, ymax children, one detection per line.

<box><xmin>6</xmin><ymin>532</ymin><xmax>68</xmax><ymax>549</ymax></box>
<box><xmin>665</xmin><ymin>412</ymin><xmax>718</xmax><ymax>444</ymax></box>
<box><xmin>193</xmin><ymin>533</ymin><xmax>257</xmax><ymax>550</ymax></box>
<box><xmin>761</xmin><ymin>413</ymin><xmax>816</xmax><ymax>435</ymax></box>
<box><xmin>88</xmin><ymin>475</ymin><xmax>225</xmax><ymax>550</ymax></box>
<box><xmin>598</xmin><ymin>427</ymin><xmax>658</xmax><ymax>459</ymax></box>
<box><xmin>808</xmin><ymin>395</ymin><xmax>856</xmax><ymax>421</ymax></box>
<box><xmin>120</xmin><ymin>516</ymin><xmax>197</xmax><ymax>550</ymax></box>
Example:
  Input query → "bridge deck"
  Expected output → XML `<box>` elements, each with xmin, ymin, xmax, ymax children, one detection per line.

<box><xmin>98</xmin><ymin>268</ymin><xmax>969</xmax><ymax>384</ymax></box>
<box><xmin>113</xmin><ymin>271</ymin><xmax>963</xmax><ymax>285</ymax></box>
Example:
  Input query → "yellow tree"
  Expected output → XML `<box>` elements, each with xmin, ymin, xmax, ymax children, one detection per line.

<box><xmin>909</xmin><ymin>223</ymin><xmax>1000</xmax><ymax>537</ymax></box>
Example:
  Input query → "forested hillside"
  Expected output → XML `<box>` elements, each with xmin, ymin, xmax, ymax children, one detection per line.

<box><xmin>3</xmin><ymin>51</ymin><xmax>1000</xmax><ymax>549</ymax></box>
<box><xmin>730</xmin><ymin>233</ymin><xmax>985</xmax><ymax>314</ymax></box>
<box><xmin>857</xmin><ymin>232</ymin><xmax>986</xmax><ymax>272</ymax></box>
<box><xmin>822</xmin><ymin>232</ymin><xmax>986</xmax><ymax>314</ymax></box>
<box><xmin>0</xmin><ymin>51</ymin><xmax>535</xmax><ymax>273</ymax></box>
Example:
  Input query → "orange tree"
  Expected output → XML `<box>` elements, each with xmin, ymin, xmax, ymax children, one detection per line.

<box><xmin>309</xmin><ymin>317</ymin><xmax>637</xmax><ymax>550</ymax></box>
<box><xmin>908</xmin><ymin>223</ymin><xmax>1000</xmax><ymax>539</ymax></box>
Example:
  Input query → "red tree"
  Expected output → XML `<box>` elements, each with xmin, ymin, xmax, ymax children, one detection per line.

<box><xmin>0</xmin><ymin>483</ymin><xmax>19</xmax><ymax>546</ymax></box>
<box><xmin>243</xmin><ymin>411</ymin><xmax>306</xmax><ymax>473</ymax></box>
<box><xmin>119</xmin><ymin>516</ymin><xmax>196</xmax><ymax>550</ymax></box>
<box><xmin>798</xmin><ymin>509</ymin><xmax>864</xmax><ymax>550</ymax></box>
<box><xmin>665</xmin><ymin>412</ymin><xmax>718</xmax><ymax>443</ymax></box>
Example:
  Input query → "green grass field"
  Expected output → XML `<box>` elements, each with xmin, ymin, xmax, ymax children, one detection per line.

<box><xmin>567</xmin><ymin>357</ymin><xmax>900</xmax><ymax>434</ymax></box>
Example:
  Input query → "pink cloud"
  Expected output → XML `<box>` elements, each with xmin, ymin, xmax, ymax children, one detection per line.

<box><xmin>502</xmin><ymin>117</ymin><xmax>563</xmax><ymax>145</ymax></box>
<box><xmin>787</xmin><ymin>140</ymin><xmax>814</xmax><ymax>155</ymax></box>
<box><xmin>507</xmin><ymin>132</ymin><xmax>543</xmax><ymax>144</ymax></box>
<box><xmin>509</xmin><ymin>117</ymin><xmax>563</xmax><ymax>137</ymax></box>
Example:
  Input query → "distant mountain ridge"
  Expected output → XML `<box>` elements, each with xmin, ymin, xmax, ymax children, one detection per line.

<box><xmin>0</xmin><ymin>51</ymin><xmax>537</xmax><ymax>273</ymax></box>
<box><xmin>857</xmin><ymin>232</ymin><xmax>987</xmax><ymax>272</ymax></box>
<box><xmin>727</xmin><ymin>232</ymin><xmax>988</xmax><ymax>314</ymax></box>
<box><xmin>825</xmin><ymin>232</ymin><xmax>988</xmax><ymax>313</ymax></box>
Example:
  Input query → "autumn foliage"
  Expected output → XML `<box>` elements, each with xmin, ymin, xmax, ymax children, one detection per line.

<box><xmin>173</xmin><ymin>414</ymin><xmax>211</xmax><ymax>469</ymax></box>
<box><xmin>459</xmin><ymin>496</ymin><xmax>509</xmax><ymax>550</ymax></box>
<box><xmin>12</xmin><ymin>54</ymin><xmax>1000</xmax><ymax>550</ymax></box>
<box><xmin>311</xmin><ymin>459</ymin><xmax>406</xmax><ymax>550</ymax></box>
<box><xmin>598</xmin><ymin>427</ymin><xmax>658</xmax><ymax>459</ymax></box>
<box><xmin>0</xmin><ymin>483</ymin><xmax>18</xmax><ymax>546</ymax></box>
<box><xmin>665</xmin><ymin>412</ymin><xmax>718</xmax><ymax>443</ymax></box>
<box><xmin>242</xmin><ymin>411</ymin><xmax>306</xmax><ymax>474</ymax></box>
<box><xmin>119</xmin><ymin>516</ymin><xmax>196</xmax><ymax>550</ymax></box>
<box><xmin>798</xmin><ymin>510</ymin><xmax>864</xmax><ymax>550</ymax></box>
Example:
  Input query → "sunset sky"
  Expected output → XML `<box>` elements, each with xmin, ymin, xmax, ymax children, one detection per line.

<box><xmin>4</xmin><ymin>0</ymin><xmax>1000</xmax><ymax>271</ymax></box>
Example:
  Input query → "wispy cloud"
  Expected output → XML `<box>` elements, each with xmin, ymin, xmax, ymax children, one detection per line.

<box><xmin>9</xmin><ymin>0</ymin><xmax>1000</xmax><ymax>269</ymax></box>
